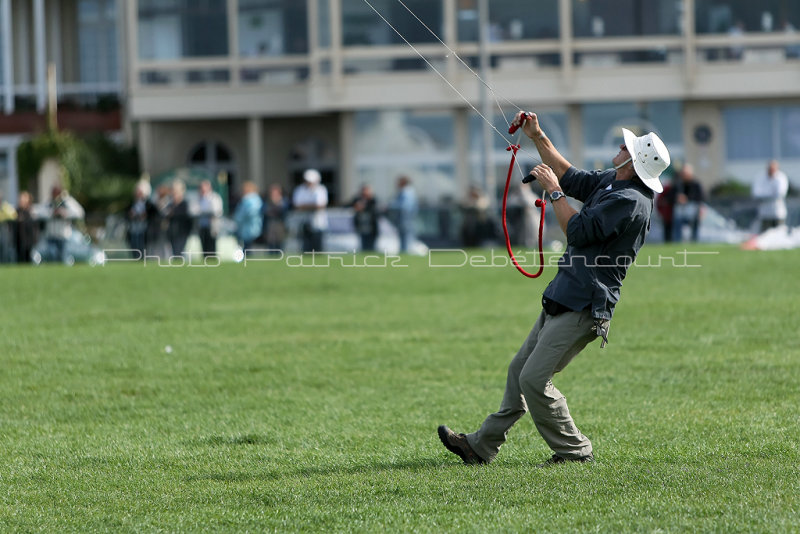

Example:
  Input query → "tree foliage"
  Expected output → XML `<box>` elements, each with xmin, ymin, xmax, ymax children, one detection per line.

<box><xmin>16</xmin><ymin>130</ymin><xmax>140</xmax><ymax>214</ymax></box>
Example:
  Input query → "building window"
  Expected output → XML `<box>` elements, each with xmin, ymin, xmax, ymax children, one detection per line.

<box><xmin>238</xmin><ymin>0</ymin><xmax>308</xmax><ymax>57</ymax></box>
<box><xmin>78</xmin><ymin>0</ymin><xmax>119</xmax><ymax>83</ymax></box>
<box><xmin>138</xmin><ymin>0</ymin><xmax>228</xmax><ymax>60</ymax></box>
<box><xmin>582</xmin><ymin>101</ymin><xmax>683</xmax><ymax>168</ymax></box>
<box><xmin>188</xmin><ymin>140</ymin><xmax>236</xmax><ymax>206</ymax></box>
<box><xmin>341</xmin><ymin>0</ymin><xmax>443</xmax><ymax>46</ymax></box>
<box><xmin>0</xmin><ymin>151</ymin><xmax>8</xmax><ymax>202</ymax></box>
<box><xmin>695</xmin><ymin>0</ymin><xmax>800</xmax><ymax>34</ymax></box>
<box><xmin>724</xmin><ymin>107</ymin><xmax>773</xmax><ymax>161</ymax></box>
<box><xmin>572</xmin><ymin>0</ymin><xmax>682</xmax><ymax>37</ymax></box>
<box><xmin>722</xmin><ymin>104</ymin><xmax>800</xmax><ymax>185</ymax></box>
<box><xmin>354</xmin><ymin>109</ymin><xmax>455</xmax><ymax>201</ymax></box>
<box><xmin>0</xmin><ymin>12</ymin><xmax>3</xmax><ymax>86</ymax></box>
<box><xmin>780</xmin><ymin>106</ymin><xmax>800</xmax><ymax>159</ymax></box>
<box><xmin>458</xmin><ymin>0</ymin><xmax>559</xmax><ymax>43</ymax></box>
<box><xmin>317</xmin><ymin>0</ymin><xmax>331</xmax><ymax>48</ymax></box>
<box><xmin>724</xmin><ymin>105</ymin><xmax>800</xmax><ymax>161</ymax></box>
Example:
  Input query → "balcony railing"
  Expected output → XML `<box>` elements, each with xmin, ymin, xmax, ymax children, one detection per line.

<box><xmin>130</xmin><ymin>28</ymin><xmax>800</xmax><ymax>89</ymax></box>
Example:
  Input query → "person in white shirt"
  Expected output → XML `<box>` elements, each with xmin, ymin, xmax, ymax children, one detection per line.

<box><xmin>752</xmin><ymin>160</ymin><xmax>789</xmax><ymax>232</ymax></box>
<box><xmin>46</xmin><ymin>185</ymin><xmax>85</xmax><ymax>263</ymax></box>
<box><xmin>292</xmin><ymin>169</ymin><xmax>328</xmax><ymax>252</ymax></box>
<box><xmin>194</xmin><ymin>180</ymin><xmax>224</xmax><ymax>258</ymax></box>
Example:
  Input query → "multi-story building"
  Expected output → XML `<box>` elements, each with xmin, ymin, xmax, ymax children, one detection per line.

<box><xmin>0</xmin><ymin>0</ymin><xmax>124</xmax><ymax>203</ymax></box>
<box><xmin>3</xmin><ymin>1</ymin><xmax>800</xmax><ymax>212</ymax></box>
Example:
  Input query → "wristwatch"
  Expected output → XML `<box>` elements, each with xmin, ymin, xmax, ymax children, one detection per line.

<box><xmin>549</xmin><ymin>190</ymin><xmax>566</xmax><ymax>202</ymax></box>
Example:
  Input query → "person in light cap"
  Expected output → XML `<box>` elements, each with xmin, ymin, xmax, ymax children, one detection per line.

<box><xmin>292</xmin><ymin>169</ymin><xmax>328</xmax><ymax>252</ymax></box>
<box><xmin>439</xmin><ymin>112</ymin><xmax>669</xmax><ymax>468</ymax></box>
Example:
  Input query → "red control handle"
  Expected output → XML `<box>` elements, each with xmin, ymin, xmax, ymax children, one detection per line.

<box><xmin>508</xmin><ymin>112</ymin><xmax>532</xmax><ymax>135</ymax></box>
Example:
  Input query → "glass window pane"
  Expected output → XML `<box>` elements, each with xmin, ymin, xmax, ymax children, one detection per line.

<box><xmin>318</xmin><ymin>0</ymin><xmax>331</xmax><ymax>48</ymax></box>
<box><xmin>216</xmin><ymin>144</ymin><xmax>232</xmax><ymax>162</ymax></box>
<box><xmin>644</xmin><ymin>101</ymin><xmax>683</xmax><ymax>144</ymax></box>
<box><xmin>191</xmin><ymin>144</ymin><xmax>207</xmax><ymax>163</ymax></box>
<box><xmin>342</xmin><ymin>0</ymin><xmax>443</xmax><ymax>46</ymax></box>
<box><xmin>353</xmin><ymin>109</ymin><xmax>456</xmax><ymax>201</ymax></box>
<box><xmin>583</xmin><ymin>101</ymin><xmax>683</xmax><ymax>168</ymax></box>
<box><xmin>573</xmin><ymin>0</ymin><xmax>681</xmax><ymax>37</ymax></box>
<box><xmin>107</xmin><ymin>27</ymin><xmax>118</xmax><ymax>79</ymax></box>
<box><xmin>79</xmin><ymin>29</ymin><xmax>100</xmax><ymax>83</ymax></box>
<box><xmin>105</xmin><ymin>0</ymin><xmax>116</xmax><ymax>19</ymax></box>
<box><xmin>78</xmin><ymin>0</ymin><xmax>119</xmax><ymax>83</ymax></box>
<box><xmin>0</xmin><ymin>16</ymin><xmax>4</xmax><ymax>85</ymax></box>
<box><xmin>780</xmin><ymin>106</ymin><xmax>800</xmax><ymax>159</ymax></box>
<box><xmin>583</xmin><ymin>102</ymin><xmax>637</xmax><ymax>146</ymax></box>
<box><xmin>459</xmin><ymin>0</ymin><xmax>559</xmax><ymax>43</ymax></box>
<box><xmin>695</xmin><ymin>0</ymin><xmax>800</xmax><ymax>34</ymax></box>
<box><xmin>239</xmin><ymin>0</ymin><xmax>308</xmax><ymax>56</ymax></box>
<box><xmin>138</xmin><ymin>0</ymin><xmax>228</xmax><ymax>59</ymax></box>
<box><xmin>724</xmin><ymin>107</ymin><xmax>772</xmax><ymax>160</ymax></box>
<box><xmin>79</xmin><ymin>0</ymin><xmax>100</xmax><ymax>23</ymax></box>
<box><xmin>0</xmin><ymin>152</ymin><xmax>9</xmax><ymax>203</ymax></box>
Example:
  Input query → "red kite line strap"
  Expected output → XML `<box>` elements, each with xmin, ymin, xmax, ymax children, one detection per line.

<box><xmin>501</xmin><ymin>143</ymin><xmax>546</xmax><ymax>278</ymax></box>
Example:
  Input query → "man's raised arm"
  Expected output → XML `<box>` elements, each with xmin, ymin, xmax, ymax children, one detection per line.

<box><xmin>512</xmin><ymin>111</ymin><xmax>572</xmax><ymax>180</ymax></box>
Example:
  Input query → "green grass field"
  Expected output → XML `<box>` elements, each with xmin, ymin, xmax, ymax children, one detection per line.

<box><xmin>1</xmin><ymin>245</ymin><xmax>799</xmax><ymax>533</ymax></box>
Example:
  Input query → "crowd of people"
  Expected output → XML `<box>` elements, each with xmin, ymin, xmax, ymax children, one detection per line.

<box><xmin>656</xmin><ymin>159</ymin><xmax>791</xmax><ymax>242</ymax></box>
<box><xmin>121</xmin><ymin>177</ymin><xmax>286</xmax><ymax>260</ymax></box>
<box><xmin>120</xmin><ymin>170</ymin><xmax>420</xmax><ymax>259</ymax></box>
<box><xmin>0</xmin><ymin>159</ymin><xmax>793</xmax><ymax>263</ymax></box>
<box><xmin>0</xmin><ymin>186</ymin><xmax>85</xmax><ymax>264</ymax></box>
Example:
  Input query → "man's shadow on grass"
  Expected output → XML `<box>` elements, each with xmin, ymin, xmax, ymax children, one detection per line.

<box><xmin>184</xmin><ymin>431</ymin><xmax>537</xmax><ymax>483</ymax></box>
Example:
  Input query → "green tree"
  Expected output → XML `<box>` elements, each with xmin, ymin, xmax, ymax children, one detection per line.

<box><xmin>17</xmin><ymin>130</ymin><xmax>140</xmax><ymax>215</ymax></box>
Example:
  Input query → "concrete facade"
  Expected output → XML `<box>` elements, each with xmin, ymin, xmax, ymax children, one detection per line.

<box><xmin>122</xmin><ymin>0</ymin><xmax>800</xmax><ymax>204</ymax></box>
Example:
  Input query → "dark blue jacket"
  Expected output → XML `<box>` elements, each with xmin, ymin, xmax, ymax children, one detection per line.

<box><xmin>542</xmin><ymin>166</ymin><xmax>654</xmax><ymax>320</ymax></box>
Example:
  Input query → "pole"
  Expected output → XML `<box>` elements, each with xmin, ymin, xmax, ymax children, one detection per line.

<box><xmin>47</xmin><ymin>63</ymin><xmax>57</xmax><ymax>131</ymax></box>
<box><xmin>477</xmin><ymin>0</ymin><xmax>496</xmax><ymax>207</ymax></box>
<box><xmin>1</xmin><ymin>0</ymin><xmax>14</xmax><ymax>113</ymax></box>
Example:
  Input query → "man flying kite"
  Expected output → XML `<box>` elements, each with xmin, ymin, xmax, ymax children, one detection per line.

<box><xmin>439</xmin><ymin>111</ymin><xmax>670</xmax><ymax>467</ymax></box>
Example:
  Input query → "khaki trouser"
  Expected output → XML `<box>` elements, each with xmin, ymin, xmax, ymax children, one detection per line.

<box><xmin>467</xmin><ymin>309</ymin><xmax>598</xmax><ymax>462</ymax></box>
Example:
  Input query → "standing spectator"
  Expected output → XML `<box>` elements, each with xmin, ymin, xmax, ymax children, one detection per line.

<box><xmin>292</xmin><ymin>169</ymin><xmax>328</xmax><ymax>253</ymax></box>
<box><xmin>752</xmin><ymin>160</ymin><xmax>789</xmax><ymax>233</ymax></box>
<box><xmin>655</xmin><ymin>179</ymin><xmax>674</xmax><ymax>243</ymax></box>
<box><xmin>351</xmin><ymin>184</ymin><xmax>379</xmax><ymax>252</ymax></box>
<box><xmin>195</xmin><ymin>180</ymin><xmax>223</xmax><ymax>258</ymax></box>
<box><xmin>126</xmin><ymin>180</ymin><xmax>154</xmax><ymax>259</ymax></box>
<box><xmin>0</xmin><ymin>192</ymin><xmax>16</xmax><ymax>262</ymax></box>
<box><xmin>149</xmin><ymin>185</ymin><xmax>171</xmax><ymax>259</ymax></box>
<box><xmin>233</xmin><ymin>181</ymin><xmax>264</xmax><ymax>252</ymax></box>
<box><xmin>15</xmin><ymin>191</ymin><xmax>38</xmax><ymax>263</ymax></box>
<box><xmin>46</xmin><ymin>185</ymin><xmax>85</xmax><ymax>263</ymax></box>
<box><xmin>263</xmin><ymin>184</ymin><xmax>289</xmax><ymax>252</ymax></box>
<box><xmin>669</xmin><ymin>164</ymin><xmax>705</xmax><ymax>242</ymax></box>
<box><xmin>166</xmin><ymin>180</ymin><xmax>192</xmax><ymax>258</ymax></box>
<box><xmin>390</xmin><ymin>175</ymin><xmax>418</xmax><ymax>253</ymax></box>
<box><xmin>461</xmin><ymin>185</ymin><xmax>491</xmax><ymax>247</ymax></box>
<box><xmin>438</xmin><ymin>195</ymin><xmax>454</xmax><ymax>244</ymax></box>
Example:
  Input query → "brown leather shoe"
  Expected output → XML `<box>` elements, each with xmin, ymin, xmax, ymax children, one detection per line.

<box><xmin>437</xmin><ymin>425</ymin><xmax>487</xmax><ymax>465</ymax></box>
<box><xmin>537</xmin><ymin>453</ymin><xmax>594</xmax><ymax>468</ymax></box>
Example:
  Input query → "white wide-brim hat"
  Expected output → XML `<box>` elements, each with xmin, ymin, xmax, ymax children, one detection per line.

<box><xmin>622</xmin><ymin>128</ymin><xmax>670</xmax><ymax>193</ymax></box>
<box><xmin>303</xmin><ymin>169</ymin><xmax>322</xmax><ymax>184</ymax></box>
